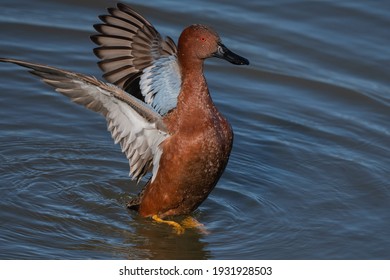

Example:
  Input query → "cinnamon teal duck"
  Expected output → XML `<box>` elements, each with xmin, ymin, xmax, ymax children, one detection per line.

<box><xmin>0</xmin><ymin>3</ymin><xmax>249</xmax><ymax>234</ymax></box>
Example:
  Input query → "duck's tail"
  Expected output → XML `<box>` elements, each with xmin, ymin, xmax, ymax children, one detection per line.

<box><xmin>126</xmin><ymin>195</ymin><xmax>141</xmax><ymax>211</ymax></box>
<box><xmin>126</xmin><ymin>180</ymin><xmax>149</xmax><ymax>211</ymax></box>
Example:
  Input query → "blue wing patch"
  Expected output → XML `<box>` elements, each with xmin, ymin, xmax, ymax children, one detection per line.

<box><xmin>140</xmin><ymin>54</ymin><xmax>181</xmax><ymax>115</ymax></box>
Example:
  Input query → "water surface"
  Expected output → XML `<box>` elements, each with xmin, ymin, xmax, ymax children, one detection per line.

<box><xmin>0</xmin><ymin>0</ymin><xmax>389</xmax><ymax>259</ymax></box>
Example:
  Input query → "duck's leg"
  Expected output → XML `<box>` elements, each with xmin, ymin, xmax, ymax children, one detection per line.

<box><xmin>152</xmin><ymin>215</ymin><xmax>185</xmax><ymax>234</ymax></box>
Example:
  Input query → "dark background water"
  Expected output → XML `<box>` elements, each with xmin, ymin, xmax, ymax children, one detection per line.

<box><xmin>0</xmin><ymin>0</ymin><xmax>389</xmax><ymax>259</ymax></box>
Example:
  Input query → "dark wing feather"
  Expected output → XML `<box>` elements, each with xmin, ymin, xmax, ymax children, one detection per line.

<box><xmin>91</xmin><ymin>3</ymin><xmax>181</xmax><ymax>116</ymax></box>
<box><xmin>91</xmin><ymin>3</ymin><xmax>177</xmax><ymax>91</ymax></box>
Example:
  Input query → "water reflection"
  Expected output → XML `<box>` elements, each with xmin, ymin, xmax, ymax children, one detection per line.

<box><xmin>127</xmin><ymin>214</ymin><xmax>211</xmax><ymax>259</ymax></box>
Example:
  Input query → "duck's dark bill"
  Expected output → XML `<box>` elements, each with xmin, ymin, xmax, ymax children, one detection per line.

<box><xmin>213</xmin><ymin>43</ymin><xmax>249</xmax><ymax>65</ymax></box>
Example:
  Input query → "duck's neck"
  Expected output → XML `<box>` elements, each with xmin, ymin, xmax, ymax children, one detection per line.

<box><xmin>178</xmin><ymin>58</ymin><xmax>212</xmax><ymax>111</ymax></box>
<box><xmin>164</xmin><ymin>56</ymin><xmax>216</xmax><ymax>133</ymax></box>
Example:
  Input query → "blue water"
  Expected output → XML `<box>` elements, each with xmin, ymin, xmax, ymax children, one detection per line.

<box><xmin>0</xmin><ymin>0</ymin><xmax>389</xmax><ymax>259</ymax></box>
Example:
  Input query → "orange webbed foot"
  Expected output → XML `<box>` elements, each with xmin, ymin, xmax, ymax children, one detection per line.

<box><xmin>151</xmin><ymin>215</ymin><xmax>208</xmax><ymax>235</ymax></box>
<box><xmin>152</xmin><ymin>215</ymin><xmax>185</xmax><ymax>235</ymax></box>
<box><xmin>181</xmin><ymin>216</ymin><xmax>209</xmax><ymax>234</ymax></box>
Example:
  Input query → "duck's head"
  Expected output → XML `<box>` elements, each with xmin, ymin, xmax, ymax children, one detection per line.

<box><xmin>178</xmin><ymin>24</ymin><xmax>249</xmax><ymax>65</ymax></box>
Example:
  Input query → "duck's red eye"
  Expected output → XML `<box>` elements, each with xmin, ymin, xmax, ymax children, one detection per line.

<box><xmin>200</xmin><ymin>37</ymin><xmax>206</xmax><ymax>42</ymax></box>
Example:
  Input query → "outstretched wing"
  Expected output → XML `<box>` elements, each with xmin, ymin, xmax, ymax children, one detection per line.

<box><xmin>0</xmin><ymin>58</ymin><xmax>169</xmax><ymax>183</ymax></box>
<box><xmin>91</xmin><ymin>3</ymin><xmax>181</xmax><ymax>116</ymax></box>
